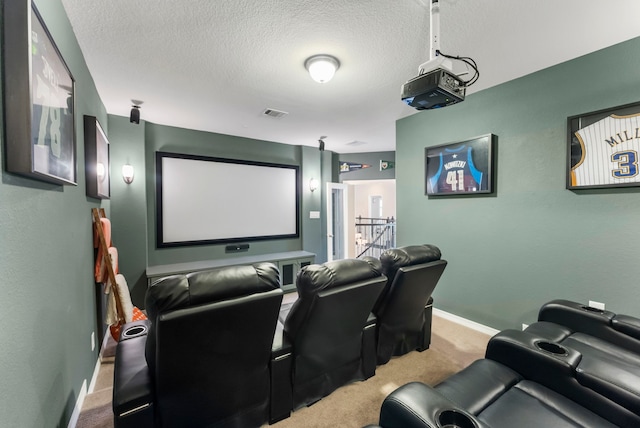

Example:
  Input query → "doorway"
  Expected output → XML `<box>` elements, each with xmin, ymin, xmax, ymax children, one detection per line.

<box><xmin>326</xmin><ymin>183</ymin><xmax>348</xmax><ymax>261</ymax></box>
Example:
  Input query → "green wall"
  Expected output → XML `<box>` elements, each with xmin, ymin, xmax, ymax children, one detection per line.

<box><xmin>0</xmin><ymin>0</ymin><xmax>108</xmax><ymax>425</ymax></box>
<box><xmin>396</xmin><ymin>37</ymin><xmax>640</xmax><ymax>330</ymax></box>
<box><xmin>338</xmin><ymin>151</ymin><xmax>396</xmax><ymax>181</ymax></box>
<box><xmin>107</xmin><ymin>120</ymin><xmax>328</xmax><ymax>306</ymax></box>
<box><xmin>109</xmin><ymin>115</ymin><xmax>148</xmax><ymax>306</ymax></box>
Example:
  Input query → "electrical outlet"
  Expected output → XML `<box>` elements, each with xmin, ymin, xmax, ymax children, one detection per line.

<box><xmin>91</xmin><ymin>332</ymin><xmax>95</xmax><ymax>351</ymax></box>
<box><xmin>589</xmin><ymin>300</ymin><xmax>605</xmax><ymax>311</ymax></box>
<box><xmin>522</xmin><ymin>323</ymin><xmax>529</xmax><ymax>330</ymax></box>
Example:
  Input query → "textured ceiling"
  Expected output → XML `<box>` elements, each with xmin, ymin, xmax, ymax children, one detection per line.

<box><xmin>61</xmin><ymin>0</ymin><xmax>640</xmax><ymax>153</ymax></box>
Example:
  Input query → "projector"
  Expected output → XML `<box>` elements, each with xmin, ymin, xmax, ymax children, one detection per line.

<box><xmin>401</xmin><ymin>68</ymin><xmax>466</xmax><ymax>110</ymax></box>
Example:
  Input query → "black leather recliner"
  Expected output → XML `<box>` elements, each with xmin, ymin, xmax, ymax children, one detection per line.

<box><xmin>368</xmin><ymin>359</ymin><xmax>619</xmax><ymax>428</ymax></box>
<box><xmin>373</xmin><ymin>244</ymin><xmax>447</xmax><ymax>364</ymax></box>
<box><xmin>368</xmin><ymin>325</ymin><xmax>640</xmax><ymax>427</ymax></box>
<box><xmin>112</xmin><ymin>262</ymin><xmax>283</xmax><ymax>428</ymax></box>
<box><xmin>520</xmin><ymin>299</ymin><xmax>640</xmax><ymax>421</ymax></box>
<box><xmin>276</xmin><ymin>257</ymin><xmax>387</xmax><ymax>410</ymax></box>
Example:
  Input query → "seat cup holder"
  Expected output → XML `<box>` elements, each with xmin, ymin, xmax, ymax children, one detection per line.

<box><xmin>437</xmin><ymin>409</ymin><xmax>477</xmax><ymax>428</ymax></box>
<box><xmin>122</xmin><ymin>324</ymin><xmax>148</xmax><ymax>339</ymax></box>
<box><xmin>535</xmin><ymin>340</ymin><xmax>568</xmax><ymax>356</ymax></box>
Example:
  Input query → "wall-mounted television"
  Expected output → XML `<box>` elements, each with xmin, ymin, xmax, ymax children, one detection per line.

<box><xmin>156</xmin><ymin>151</ymin><xmax>300</xmax><ymax>248</ymax></box>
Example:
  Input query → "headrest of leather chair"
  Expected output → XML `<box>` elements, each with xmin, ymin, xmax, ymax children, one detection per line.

<box><xmin>296</xmin><ymin>257</ymin><xmax>382</xmax><ymax>298</ymax></box>
<box><xmin>380</xmin><ymin>244</ymin><xmax>442</xmax><ymax>278</ymax></box>
<box><xmin>146</xmin><ymin>262</ymin><xmax>280</xmax><ymax>319</ymax></box>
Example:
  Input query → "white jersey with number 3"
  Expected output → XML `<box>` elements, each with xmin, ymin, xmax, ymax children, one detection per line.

<box><xmin>571</xmin><ymin>113</ymin><xmax>640</xmax><ymax>187</ymax></box>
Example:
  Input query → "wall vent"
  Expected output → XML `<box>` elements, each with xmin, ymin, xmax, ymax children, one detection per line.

<box><xmin>263</xmin><ymin>108</ymin><xmax>288</xmax><ymax>118</ymax></box>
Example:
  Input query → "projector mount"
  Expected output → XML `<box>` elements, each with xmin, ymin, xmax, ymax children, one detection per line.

<box><xmin>401</xmin><ymin>0</ymin><xmax>479</xmax><ymax>110</ymax></box>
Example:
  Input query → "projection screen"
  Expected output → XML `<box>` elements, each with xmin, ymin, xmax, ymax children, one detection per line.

<box><xmin>156</xmin><ymin>151</ymin><xmax>300</xmax><ymax>247</ymax></box>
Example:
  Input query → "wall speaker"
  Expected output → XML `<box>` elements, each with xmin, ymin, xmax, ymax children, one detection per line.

<box><xmin>130</xmin><ymin>106</ymin><xmax>140</xmax><ymax>124</ymax></box>
<box><xmin>225</xmin><ymin>244</ymin><xmax>249</xmax><ymax>253</ymax></box>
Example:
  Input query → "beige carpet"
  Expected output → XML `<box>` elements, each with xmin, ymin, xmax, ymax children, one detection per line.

<box><xmin>76</xmin><ymin>314</ymin><xmax>490</xmax><ymax>427</ymax></box>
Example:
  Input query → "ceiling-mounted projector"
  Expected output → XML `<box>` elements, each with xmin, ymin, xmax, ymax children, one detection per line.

<box><xmin>401</xmin><ymin>67</ymin><xmax>465</xmax><ymax>110</ymax></box>
<box><xmin>402</xmin><ymin>0</ymin><xmax>478</xmax><ymax>111</ymax></box>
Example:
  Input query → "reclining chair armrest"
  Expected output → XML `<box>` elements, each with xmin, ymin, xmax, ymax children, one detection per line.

<box><xmin>270</xmin><ymin>320</ymin><xmax>293</xmax><ymax>424</ymax></box>
<box><xmin>486</xmin><ymin>329</ymin><xmax>581</xmax><ymax>384</ymax></box>
<box><xmin>378</xmin><ymin>382</ymin><xmax>488</xmax><ymax>428</ymax></box>
<box><xmin>612</xmin><ymin>314</ymin><xmax>640</xmax><ymax>340</ymax></box>
<box><xmin>113</xmin><ymin>323</ymin><xmax>154</xmax><ymax>428</ymax></box>
<box><xmin>539</xmin><ymin>300</ymin><xmax>640</xmax><ymax>353</ymax></box>
<box><xmin>538</xmin><ymin>299</ymin><xmax>615</xmax><ymax>332</ymax></box>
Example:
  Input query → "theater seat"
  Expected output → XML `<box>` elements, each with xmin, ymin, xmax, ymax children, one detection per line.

<box><xmin>277</xmin><ymin>257</ymin><xmax>387</xmax><ymax>410</ymax></box>
<box><xmin>373</xmin><ymin>244</ymin><xmax>447</xmax><ymax>364</ymax></box>
<box><xmin>370</xmin><ymin>359</ymin><xmax>618</xmax><ymax>428</ymax></box>
<box><xmin>519</xmin><ymin>299</ymin><xmax>640</xmax><ymax>421</ymax></box>
<box><xmin>370</xmin><ymin>321</ymin><xmax>640</xmax><ymax>428</ymax></box>
<box><xmin>112</xmin><ymin>262</ymin><xmax>283</xmax><ymax>428</ymax></box>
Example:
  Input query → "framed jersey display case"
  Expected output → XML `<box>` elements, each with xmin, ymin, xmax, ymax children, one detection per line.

<box><xmin>3</xmin><ymin>1</ymin><xmax>76</xmax><ymax>185</ymax></box>
<box><xmin>567</xmin><ymin>102</ymin><xmax>640</xmax><ymax>190</ymax></box>
<box><xmin>425</xmin><ymin>134</ymin><xmax>495</xmax><ymax>196</ymax></box>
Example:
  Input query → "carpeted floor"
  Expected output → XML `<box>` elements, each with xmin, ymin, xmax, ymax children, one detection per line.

<box><xmin>76</xmin><ymin>314</ymin><xmax>490</xmax><ymax>428</ymax></box>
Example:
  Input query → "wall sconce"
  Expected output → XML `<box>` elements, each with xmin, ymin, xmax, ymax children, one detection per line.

<box><xmin>122</xmin><ymin>164</ymin><xmax>135</xmax><ymax>184</ymax></box>
<box><xmin>96</xmin><ymin>162</ymin><xmax>106</xmax><ymax>181</ymax></box>
<box><xmin>309</xmin><ymin>178</ymin><xmax>319</xmax><ymax>192</ymax></box>
<box><xmin>305</xmin><ymin>55</ymin><xmax>340</xmax><ymax>83</ymax></box>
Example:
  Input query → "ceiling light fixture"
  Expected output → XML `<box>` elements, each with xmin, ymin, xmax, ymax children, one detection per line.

<box><xmin>305</xmin><ymin>55</ymin><xmax>340</xmax><ymax>83</ymax></box>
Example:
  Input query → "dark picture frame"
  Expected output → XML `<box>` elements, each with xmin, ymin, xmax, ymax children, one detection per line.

<box><xmin>3</xmin><ymin>1</ymin><xmax>76</xmax><ymax>185</ymax></box>
<box><xmin>425</xmin><ymin>134</ymin><xmax>495</xmax><ymax>196</ymax></box>
<box><xmin>84</xmin><ymin>116</ymin><xmax>110</xmax><ymax>199</ymax></box>
<box><xmin>567</xmin><ymin>101</ymin><xmax>640</xmax><ymax>190</ymax></box>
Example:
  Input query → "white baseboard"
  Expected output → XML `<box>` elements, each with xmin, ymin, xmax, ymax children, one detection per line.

<box><xmin>433</xmin><ymin>307</ymin><xmax>500</xmax><ymax>337</ymax></box>
<box><xmin>67</xmin><ymin>379</ymin><xmax>87</xmax><ymax>428</ymax></box>
<box><xmin>69</xmin><ymin>331</ymin><xmax>109</xmax><ymax>428</ymax></box>
<box><xmin>88</xmin><ymin>354</ymin><xmax>102</xmax><ymax>394</ymax></box>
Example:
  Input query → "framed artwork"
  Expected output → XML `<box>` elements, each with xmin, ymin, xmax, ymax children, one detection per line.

<box><xmin>3</xmin><ymin>1</ymin><xmax>76</xmax><ymax>185</ymax></box>
<box><xmin>425</xmin><ymin>134</ymin><xmax>495</xmax><ymax>196</ymax></box>
<box><xmin>567</xmin><ymin>101</ymin><xmax>640</xmax><ymax>190</ymax></box>
<box><xmin>84</xmin><ymin>116</ymin><xmax>110</xmax><ymax>199</ymax></box>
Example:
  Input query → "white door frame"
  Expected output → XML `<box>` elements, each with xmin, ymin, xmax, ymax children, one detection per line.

<box><xmin>326</xmin><ymin>182</ymin><xmax>349</xmax><ymax>261</ymax></box>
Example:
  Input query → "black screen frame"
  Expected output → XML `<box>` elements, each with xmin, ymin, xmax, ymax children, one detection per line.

<box><xmin>155</xmin><ymin>151</ymin><xmax>301</xmax><ymax>248</ymax></box>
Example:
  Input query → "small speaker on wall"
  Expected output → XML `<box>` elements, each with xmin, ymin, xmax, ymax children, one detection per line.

<box><xmin>225</xmin><ymin>244</ymin><xmax>250</xmax><ymax>253</ymax></box>
<box><xmin>130</xmin><ymin>105</ymin><xmax>140</xmax><ymax>124</ymax></box>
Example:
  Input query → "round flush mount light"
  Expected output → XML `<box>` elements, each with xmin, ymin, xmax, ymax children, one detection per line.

<box><xmin>305</xmin><ymin>55</ymin><xmax>340</xmax><ymax>83</ymax></box>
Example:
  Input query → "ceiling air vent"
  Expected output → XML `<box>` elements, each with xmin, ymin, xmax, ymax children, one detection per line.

<box><xmin>345</xmin><ymin>140</ymin><xmax>368</xmax><ymax>147</ymax></box>
<box><xmin>262</xmin><ymin>108</ymin><xmax>288</xmax><ymax>119</ymax></box>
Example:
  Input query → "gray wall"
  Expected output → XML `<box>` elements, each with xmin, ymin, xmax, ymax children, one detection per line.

<box><xmin>396</xmin><ymin>36</ymin><xmax>640</xmax><ymax>330</ymax></box>
<box><xmin>0</xmin><ymin>0</ymin><xmax>108</xmax><ymax>425</ymax></box>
